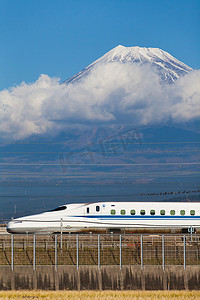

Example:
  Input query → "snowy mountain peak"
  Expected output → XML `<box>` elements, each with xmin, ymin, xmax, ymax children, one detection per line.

<box><xmin>65</xmin><ymin>45</ymin><xmax>192</xmax><ymax>84</ymax></box>
<box><xmin>102</xmin><ymin>45</ymin><xmax>191</xmax><ymax>68</ymax></box>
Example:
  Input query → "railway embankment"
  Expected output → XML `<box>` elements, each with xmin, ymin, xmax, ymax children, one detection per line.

<box><xmin>1</xmin><ymin>233</ymin><xmax>200</xmax><ymax>290</ymax></box>
<box><xmin>0</xmin><ymin>266</ymin><xmax>200</xmax><ymax>290</ymax></box>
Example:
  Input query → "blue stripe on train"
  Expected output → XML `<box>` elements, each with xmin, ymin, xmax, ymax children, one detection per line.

<box><xmin>75</xmin><ymin>215</ymin><xmax>200</xmax><ymax>219</ymax></box>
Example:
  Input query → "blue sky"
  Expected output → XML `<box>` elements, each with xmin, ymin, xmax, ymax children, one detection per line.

<box><xmin>0</xmin><ymin>0</ymin><xmax>199</xmax><ymax>90</ymax></box>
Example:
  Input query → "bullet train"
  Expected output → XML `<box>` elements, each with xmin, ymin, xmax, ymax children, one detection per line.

<box><xmin>6</xmin><ymin>201</ymin><xmax>200</xmax><ymax>234</ymax></box>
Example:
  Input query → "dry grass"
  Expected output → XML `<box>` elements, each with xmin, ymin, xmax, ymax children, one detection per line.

<box><xmin>0</xmin><ymin>291</ymin><xmax>200</xmax><ymax>300</ymax></box>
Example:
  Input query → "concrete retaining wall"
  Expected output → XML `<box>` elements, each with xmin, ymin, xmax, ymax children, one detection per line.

<box><xmin>0</xmin><ymin>266</ymin><xmax>200</xmax><ymax>290</ymax></box>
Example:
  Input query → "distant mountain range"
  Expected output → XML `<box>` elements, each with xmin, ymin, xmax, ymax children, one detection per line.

<box><xmin>64</xmin><ymin>45</ymin><xmax>192</xmax><ymax>84</ymax></box>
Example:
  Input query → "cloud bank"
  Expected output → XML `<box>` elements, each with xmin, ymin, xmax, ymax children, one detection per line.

<box><xmin>0</xmin><ymin>62</ymin><xmax>200</xmax><ymax>140</ymax></box>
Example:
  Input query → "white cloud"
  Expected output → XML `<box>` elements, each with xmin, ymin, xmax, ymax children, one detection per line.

<box><xmin>0</xmin><ymin>62</ymin><xmax>200</xmax><ymax>141</ymax></box>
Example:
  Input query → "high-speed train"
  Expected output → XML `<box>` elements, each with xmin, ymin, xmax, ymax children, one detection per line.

<box><xmin>7</xmin><ymin>201</ymin><xmax>200</xmax><ymax>234</ymax></box>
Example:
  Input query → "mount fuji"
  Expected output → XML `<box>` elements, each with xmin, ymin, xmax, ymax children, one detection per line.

<box><xmin>65</xmin><ymin>45</ymin><xmax>192</xmax><ymax>84</ymax></box>
<box><xmin>1</xmin><ymin>45</ymin><xmax>198</xmax><ymax>142</ymax></box>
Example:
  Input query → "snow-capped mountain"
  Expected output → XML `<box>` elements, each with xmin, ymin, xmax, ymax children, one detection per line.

<box><xmin>65</xmin><ymin>45</ymin><xmax>192</xmax><ymax>84</ymax></box>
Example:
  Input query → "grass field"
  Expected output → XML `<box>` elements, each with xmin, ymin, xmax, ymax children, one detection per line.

<box><xmin>0</xmin><ymin>291</ymin><xmax>200</xmax><ymax>300</ymax></box>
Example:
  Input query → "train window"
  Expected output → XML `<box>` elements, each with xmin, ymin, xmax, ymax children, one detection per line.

<box><xmin>130</xmin><ymin>209</ymin><xmax>135</xmax><ymax>215</ymax></box>
<box><xmin>120</xmin><ymin>209</ymin><xmax>126</xmax><ymax>215</ymax></box>
<box><xmin>170</xmin><ymin>210</ymin><xmax>175</xmax><ymax>215</ymax></box>
<box><xmin>111</xmin><ymin>209</ymin><xmax>116</xmax><ymax>215</ymax></box>
<box><xmin>49</xmin><ymin>206</ymin><xmax>67</xmax><ymax>212</ymax></box>
<box><xmin>150</xmin><ymin>210</ymin><xmax>155</xmax><ymax>215</ymax></box>
<box><xmin>180</xmin><ymin>210</ymin><xmax>185</xmax><ymax>216</ymax></box>
<box><xmin>96</xmin><ymin>206</ymin><xmax>100</xmax><ymax>212</ymax></box>
<box><xmin>87</xmin><ymin>207</ymin><xmax>89</xmax><ymax>214</ymax></box>
<box><xmin>160</xmin><ymin>210</ymin><xmax>165</xmax><ymax>215</ymax></box>
<box><xmin>190</xmin><ymin>210</ymin><xmax>195</xmax><ymax>215</ymax></box>
<box><xmin>140</xmin><ymin>210</ymin><xmax>145</xmax><ymax>215</ymax></box>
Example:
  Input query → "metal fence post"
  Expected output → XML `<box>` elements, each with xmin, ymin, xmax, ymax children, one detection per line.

<box><xmin>98</xmin><ymin>235</ymin><xmax>100</xmax><ymax>269</ymax></box>
<box><xmin>77</xmin><ymin>234</ymin><xmax>79</xmax><ymax>270</ymax></box>
<box><xmin>11</xmin><ymin>234</ymin><xmax>14</xmax><ymax>271</ymax></box>
<box><xmin>162</xmin><ymin>235</ymin><xmax>165</xmax><ymax>270</ymax></box>
<box><xmin>183</xmin><ymin>235</ymin><xmax>186</xmax><ymax>270</ymax></box>
<box><xmin>60</xmin><ymin>218</ymin><xmax>63</xmax><ymax>251</ymax></box>
<box><xmin>120</xmin><ymin>235</ymin><xmax>122</xmax><ymax>269</ymax></box>
<box><xmin>141</xmin><ymin>234</ymin><xmax>143</xmax><ymax>270</ymax></box>
<box><xmin>33</xmin><ymin>234</ymin><xmax>36</xmax><ymax>270</ymax></box>
<box><xmin>55</xmin><ymin>234</ymin><xmax>57</xmax><ymax>270</ymax></box>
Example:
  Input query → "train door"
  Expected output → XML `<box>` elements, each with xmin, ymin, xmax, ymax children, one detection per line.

<box><xmin>85</xmin><ymin>205</ymin><xmax>90</xmax><ymax>218</ymax></box>
<box><xmin>95</xmin><ymin>204</ymin><xmax>102</xmax><ymax>221</ymax></box>
<box><xmin>84</xmin><ymin>204</ymin><xmax>102</xmax><ymax>221</ymax></box>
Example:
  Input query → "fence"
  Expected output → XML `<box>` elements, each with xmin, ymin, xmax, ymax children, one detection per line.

<box><xmin>0</xmin><ymin>234</ymin><xmax>200</xmax><ymax>270</ymax></box>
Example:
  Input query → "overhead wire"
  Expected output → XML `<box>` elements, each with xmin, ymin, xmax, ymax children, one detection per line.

<box><xmin>0</xmin><ymin>141</ymin><xmax>200</xmax><ymax>145</ymax></box>
<box><xmin>1</xmin><ymin>149</ymin><xmax>200</xmax><ymax>154</ymax></box>
<box><xmin>1</xmin><ymin>162</ymin><xmax>200</xmax><ymax>166</ymax></box>
<box><xmin>1</xmin><ymin>189</ymin><xmax>200</xmax><ymax>198</ymax></box>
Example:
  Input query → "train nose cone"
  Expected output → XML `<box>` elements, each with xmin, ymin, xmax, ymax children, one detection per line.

<box><xmin>7</xmin><ymin>221</ymin><xmax>17</xmax><ymax>233</ymax></box>
<box><xmin>7</xmin><ymin>222</ymin><xmax>12</xmax><ymax>233</ymax></box>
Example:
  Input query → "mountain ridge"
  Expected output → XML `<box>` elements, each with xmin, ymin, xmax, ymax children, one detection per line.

<box><xmin>64</xmin><ymin>45</ymin><xmax>192</xmax><ymax>84</ymax></box>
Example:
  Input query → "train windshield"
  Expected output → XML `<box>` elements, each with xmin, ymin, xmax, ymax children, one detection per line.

<box><xmin>48</xmin><ymin>206</ymin><xmax>67</xmax><ymax>212</ymax></box>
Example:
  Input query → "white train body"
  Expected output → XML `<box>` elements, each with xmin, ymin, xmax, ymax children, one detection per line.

<box><xmin>7</xmin><ymin>202</ymin><xmax>200</xmax><ymax>234</ymax></box>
